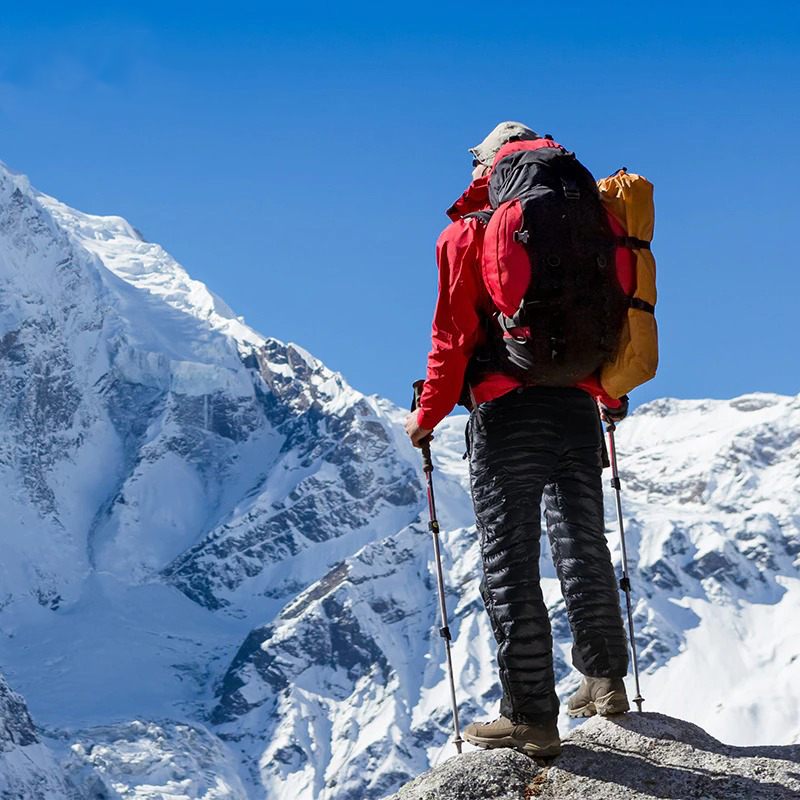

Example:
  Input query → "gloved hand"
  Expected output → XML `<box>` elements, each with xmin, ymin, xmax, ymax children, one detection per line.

<box><xmin>599</xmin><ymin>394</ymin><xmax>629</xmax><ymax>424</ymax></box>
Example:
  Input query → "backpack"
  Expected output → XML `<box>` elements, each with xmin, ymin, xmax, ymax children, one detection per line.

<box><xmin>471</xmin><ymin>139</ymin><xmax>658</xmax><ymax>398</ymax></box>
<box><xmin>596</xmin><ymin>168</ymin><xmax>658</xmax><ymax>397</ymax></box>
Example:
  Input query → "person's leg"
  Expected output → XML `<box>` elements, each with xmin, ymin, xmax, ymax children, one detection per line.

<box><xmin>543</xmin><ymin>393</ymin><xmax>629</xmax><ymax>680</ymax></box>
<box><xmin>467</xmin><ymin>389</ymin><xmax>561</xmax><ymax>723</ymax></box>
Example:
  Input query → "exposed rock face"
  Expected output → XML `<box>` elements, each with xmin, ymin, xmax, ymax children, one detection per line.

<box><xmin>162</xmin><ymin>341</ymin><xmax>420</xmax><ymax>610</ymax></box>
<box><xmin>0</xmin><ymin>674</ymin><xmax>73</xmax><ymax>798</ymax></box>
<box><xmin>388</xmin><ymin>713</ymin><xmax>800</xmax><ymax>800</ymax></box>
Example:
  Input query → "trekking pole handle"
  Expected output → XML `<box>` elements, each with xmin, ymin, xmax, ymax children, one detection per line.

<box><xmin>411</xmin><ymin>379</ymin><xmax>425</xmax><ymax>411</ymax></box>
<box><xmin>411</xmin><ymin>380</ymin><xmax>434</xmax><ymax>473</ymax></box>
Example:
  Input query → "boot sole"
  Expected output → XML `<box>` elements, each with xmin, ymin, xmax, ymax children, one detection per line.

<box><xmin>463</xmin><ymin>733</ymin><xmax>561</xmax><ymax>759</ymax></box>
<box><xmin>567</xmin><ymin>689</ymin><xmax>630</xmax><ymax>719</ymax></box>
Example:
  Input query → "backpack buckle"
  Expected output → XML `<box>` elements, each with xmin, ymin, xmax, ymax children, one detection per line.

<box><xmin>513</xmin><ymin>230</ymin><xmax>530</xmax><ymax>244</ymax></box>
<box><xmin>497</xmin><ymin>314</ymin><xmax>529</xmax><ymax>344</ymax></box>
<box><xmin>561</xmin><ymin>177</ymin><xmax>580</xmax><ymax>200</ymax></box>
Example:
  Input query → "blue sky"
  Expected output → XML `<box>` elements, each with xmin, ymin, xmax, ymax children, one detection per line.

<box><xmin>1</xmin><ymin>2</ymin><xmax>798</xmax><ymax>412</ymax></box>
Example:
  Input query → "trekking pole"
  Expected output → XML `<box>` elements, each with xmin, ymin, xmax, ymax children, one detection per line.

<box><xmin>412</xmin><ymin>379</ymin><xmax>463</xmax><ymax>755</ymax></box>
<box><xmin>605</xmin><ymin>419</ymin><xmax>645</xmax><ymax>713</ymax></box>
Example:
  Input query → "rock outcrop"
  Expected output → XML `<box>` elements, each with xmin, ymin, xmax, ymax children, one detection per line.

<box><xmin>0</xmin><ymin>674</ymin><xmax>73</xmax><ymax>799</ymax></box>
<box><xmin>388</xmin><ymin>713</ymin><xmax>800</xmax><ymax>800</ymax></box>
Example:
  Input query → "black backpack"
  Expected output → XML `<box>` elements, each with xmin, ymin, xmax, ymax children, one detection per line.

<box><xmin>468</xmin><ymin>139</ymin><xmax>628</xmax><ymax>387</ymax></box>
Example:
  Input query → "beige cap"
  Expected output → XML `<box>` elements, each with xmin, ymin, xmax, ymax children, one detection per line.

<box><xmin>470</xmin><ymin>121</ymin><xmax>539</xmax><ymax>166</ymax></box>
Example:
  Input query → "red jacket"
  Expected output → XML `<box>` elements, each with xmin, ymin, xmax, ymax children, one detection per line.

<box><xmin>417</xmin><ymin>171</ymin><xmax>621</xmax><ymax>431</ymax></box>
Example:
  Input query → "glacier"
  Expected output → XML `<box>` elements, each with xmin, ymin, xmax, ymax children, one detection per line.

<box><xmin>0</xmin><ymin>159</ymin><xmax>797</xmax><ymax>798</ymax></box>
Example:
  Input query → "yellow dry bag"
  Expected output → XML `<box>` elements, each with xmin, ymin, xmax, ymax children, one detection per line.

<box><xmin>597</xmin><ymin>169</ymin><xmax>658</xmax><ymax>398</ymax></box>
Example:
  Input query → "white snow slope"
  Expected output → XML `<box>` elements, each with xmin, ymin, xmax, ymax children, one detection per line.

<box><xmin>0</xmin><ymin>160</ymin><xmax>797</xmax><ymax>799</ymax></box>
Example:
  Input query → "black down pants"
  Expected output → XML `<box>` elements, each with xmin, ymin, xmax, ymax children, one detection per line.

<box><xmin>466</xmin><ymin>386</ymin><xmax>628</xmax><ymax>724</ymax></box>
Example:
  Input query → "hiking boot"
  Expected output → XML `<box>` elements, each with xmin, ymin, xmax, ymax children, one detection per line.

<box><xmin>463</xmin><ymin>715</ymin><xmax>561</xmax><ymax>758</ymax></box>
<box><xmin>567</xmin><ymin>676</ymin><xmax>630</xmax><ymax>718</ymax></box>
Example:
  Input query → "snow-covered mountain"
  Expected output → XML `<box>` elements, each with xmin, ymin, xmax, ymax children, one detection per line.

<box><xmin>0</xmin><ymin>160</ymin><xmax>797</xmax><ymax>799</ymax></box>
<box><xmin>211</xmin><ymin>395</ymin><xmax>800</xmax><ymax>797</ymax></box>
<box><xmin>0</xmin><ymin>160</ymin><xmax>423</xmax><ymax>796</ymax></box>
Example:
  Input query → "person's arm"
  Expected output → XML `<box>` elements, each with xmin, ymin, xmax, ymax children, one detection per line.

<box><xmin>576</xmin><ymin>375</ymin><xmax>626</xmax><ymax>419</ymax></box>
<box><xmin>415</xmin><ymin>219</ymin><xmax>485</xmax><ymax>432</ymax></box>
<box><xmin>599</xmin><ymin>394</ymin><xmax>629</xmax><ymax>422</ymax></box>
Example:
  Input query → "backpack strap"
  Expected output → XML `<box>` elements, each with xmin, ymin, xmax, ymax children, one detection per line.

<box><xmin>462</xmin><ymin>210</ymin><xmax>494</xmax><ymax>225</ymax></box>
<box><xmin>616</xmin><ymin>235</ymin><xmax>651</xmax><ymax>250</ymax></box>
<box><xmin>629</xmin><ymin>297</ymin><xmax>655</xmax><ymax>314</ymax></box>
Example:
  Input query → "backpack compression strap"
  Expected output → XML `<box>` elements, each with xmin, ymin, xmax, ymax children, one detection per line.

<box><xmin>629</xmin><ymin>297</ymin><xmax>655</xmax><ymax>314</ymax></box>
<box><xmin>462</xmin><ymin>210</ymin><xmax>494</xmax><ymax>225</ymax></box>
<box><xmin>617</xmin><ymin>236</ymin><xmax>651</xmax><ymax>250</ymax></box>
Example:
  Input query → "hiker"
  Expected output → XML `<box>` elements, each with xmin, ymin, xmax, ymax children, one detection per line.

<box><xmin>405</xmin><ymin>122</ymin><xmax>633</xmax><ymax>758</ymax></box>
